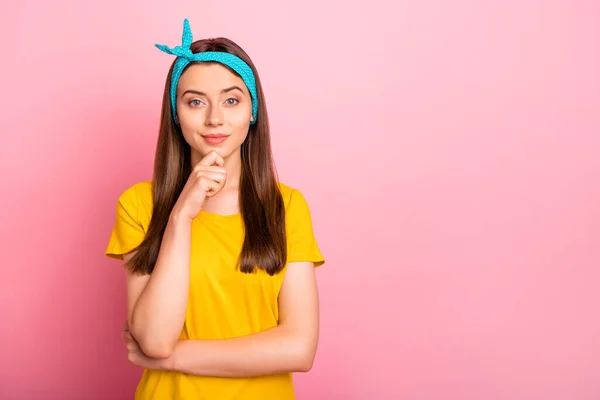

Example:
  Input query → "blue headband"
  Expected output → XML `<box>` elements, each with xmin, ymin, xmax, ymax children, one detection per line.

<box><xmin>155</xmin><ymin>19</ymin><xmax>258</xmax><ymax>125</ymax></box>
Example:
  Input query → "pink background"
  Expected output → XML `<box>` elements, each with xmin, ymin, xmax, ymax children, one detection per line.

<box><xmin>2</xmin><ymin>1</ymin><xmax>599</xmax><ymax>399</ymax></box>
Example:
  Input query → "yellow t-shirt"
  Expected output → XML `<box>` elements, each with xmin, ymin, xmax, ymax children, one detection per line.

<box><xmin>105</xmin><ymin>180</ymin><xmax>324</xmax><ymax>400</ymax></box>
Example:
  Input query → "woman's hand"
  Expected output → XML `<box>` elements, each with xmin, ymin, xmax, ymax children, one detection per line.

<box><xmin>122</xmin><ymin>321</ymin><xmax>172</xmax><ymax>371</ymax></box>
<box><xmin>171</xmin><ymin>151</ymin><xmax>227</xmax><ymax>221</ymax></box>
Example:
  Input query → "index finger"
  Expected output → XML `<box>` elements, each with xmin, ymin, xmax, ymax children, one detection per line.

<box><xmin>212</xmin><ymin>152</ymin><xmax>225</xmax><ymax>167</ymax></box>
<box><xmin>199</xmin><ymin>151</ymin><xmax>218</xmax><ymax>166</ymax></box>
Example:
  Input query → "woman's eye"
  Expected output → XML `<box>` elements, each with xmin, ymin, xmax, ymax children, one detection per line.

<box><xmin>189</xmin><ymin>99</ymin><xmax>203</xmax><ymax>106</ymax></box>
<box><xmin>225</xmin><ymin>98</ymin><xmax>239</xmax><ymax>105</ymax></box>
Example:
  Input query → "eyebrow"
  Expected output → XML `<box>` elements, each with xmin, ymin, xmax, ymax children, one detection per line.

<box><xmin>181</xmin><ymin>86</ymin><xmax>245</xmax><ymax>97</ymax></box>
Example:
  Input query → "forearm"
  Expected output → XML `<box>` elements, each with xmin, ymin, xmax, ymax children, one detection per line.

<box><xmin>168</xmin><ymin>326</ymin><xmax>316</xmax><ymax>377</ymax></box>
<box><xmin>131</xmin><ymin>213</ymin><xmax>192</xmax><ymax>358</ymax></box>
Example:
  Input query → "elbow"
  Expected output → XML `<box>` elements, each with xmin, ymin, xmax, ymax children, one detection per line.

<box><xmin>282</xmin><ymin>326</ymin><xmax>318</xmax><ymax>372</ymax></box>
<box><xmin>141</xmin><ymin>342</ymin><xmax>174</xmax><ymax>359</ymax></box>
<box><xmin>294</xmin><ymin>341</ymin><xmax>317</xmax><ymax>373</ymax></box>
<box><xmin>131</xmin><ymin>329</ymin><xmax>175</xmax><ymax>359</ymax></box>
<box><xmin>297</xmin><ymin>357</ymin><xmax>314</xmax><ymax>373</ymax></box>
<box><xmin>139</xmin><ymin>340</ymin><xmax>174</xmax><ymax>359</ymax></box>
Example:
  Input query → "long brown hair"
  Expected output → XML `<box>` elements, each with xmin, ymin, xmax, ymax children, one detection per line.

<box><xmin>125</xmin><ymin>38</ymin><xmax>286</xmax><ymax>276</ymax></box>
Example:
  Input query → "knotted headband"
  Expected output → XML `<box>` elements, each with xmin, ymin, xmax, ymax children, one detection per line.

<box><xmin>155</xmin><ymin>19</ymin><xmax>258</xmax><ymax>125</ymax></box>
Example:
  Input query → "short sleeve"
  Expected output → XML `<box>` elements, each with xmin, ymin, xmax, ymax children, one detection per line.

<box><xmin>286</xmin><ymin>189</ymin><xmax>325</xmax><ymax>267</ymax></box>
<box><xmin>105</xmin><ymin>184</ymin><xmax>147</xmax><ymax>260</ymax></box>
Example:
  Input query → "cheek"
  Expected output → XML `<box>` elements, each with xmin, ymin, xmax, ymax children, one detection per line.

<box><xmin>179</xmin><ymin>108</ymin><xmax>204</xmax><ymax>127</ymax></box>
<box><xmin>179</xmin><ymin>122</ymin><xmax>197</xmax><ymax>144</ymax></box>
<box><xmin>226</xmin><ymin>108</ymin><xmax>251</xmax><ymax>126</ymax></box>
<box><xmin>227</xmin><ymin>101</ymin><xmax>252</xmax><ymax>123</ymax></box>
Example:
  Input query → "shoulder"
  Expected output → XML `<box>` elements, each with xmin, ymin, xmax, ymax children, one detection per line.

<box><xmin>277</xmin><ymin>182</ymin><xmax>302</xmax><ymax>206</ymax></box>
<box><xmin>277</xmin><ymin>182</ymin><xmax>313</xmax><ymax>218</ymax></box>
<box><xmin>118</xmin><ymin>180</ymin><xmax>153</xmax><ymax>202</ymax></box>
<box><xmin>277</xmin><ymin>182</ymin><xmax>324</xmax><ymax>265</ymax></box>
<box><xmin>115</xmin><ymin>180</ymin><xmax>154</xmax><ymax>220</ymax></box>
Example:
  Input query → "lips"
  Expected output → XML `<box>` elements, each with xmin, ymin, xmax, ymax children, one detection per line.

<box><xmin>202</xmin><ymin>134</ymin><xmax>229</xmax><ymax>145</ymax></box>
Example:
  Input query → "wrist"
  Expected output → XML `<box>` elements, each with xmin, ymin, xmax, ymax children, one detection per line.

<box><xmin>169</xmin><ymin>209</ymin><xmax>194</xmax><ymax>226</ymax></box>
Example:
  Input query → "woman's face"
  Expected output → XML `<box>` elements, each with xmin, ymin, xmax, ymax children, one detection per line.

<box><xmin>176</xmin><ymin>62</ymin><xmax>254</xmax><ymax>162</ymax></box>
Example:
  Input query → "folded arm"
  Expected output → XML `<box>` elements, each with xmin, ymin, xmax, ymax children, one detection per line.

<box><xmin>163</xmin><ymin>261</ymin><xmax>320</xmax><ymax>377</ymax></box>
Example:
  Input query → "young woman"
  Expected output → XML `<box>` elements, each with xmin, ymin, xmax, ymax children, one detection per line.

<box><xmin>105</xmin><ymin>19</ymin><xmax>325</xmax><ymax>400</ymax></box>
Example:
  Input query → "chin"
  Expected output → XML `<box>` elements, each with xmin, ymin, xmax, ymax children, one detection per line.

<box><xmin>210</xmin><ymin>148</ymin><xmax>230</xmax><ymax>158</ymax></box>
<box><xmin>196</xmin><ymin>145</ymin><xmax>234</xmax><ymax>160</ymax></box>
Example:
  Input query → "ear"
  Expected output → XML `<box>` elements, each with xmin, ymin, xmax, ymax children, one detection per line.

<box><xmin>250</xmin><ymin>115</ymin><xmax>254</xmax><ymax>122</ymax></box>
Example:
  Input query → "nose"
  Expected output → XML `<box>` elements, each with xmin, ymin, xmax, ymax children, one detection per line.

<box><xmin>205</xmin><ymin>104</ymin><xmax>224</xmax><ymax>126</ymax></box>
